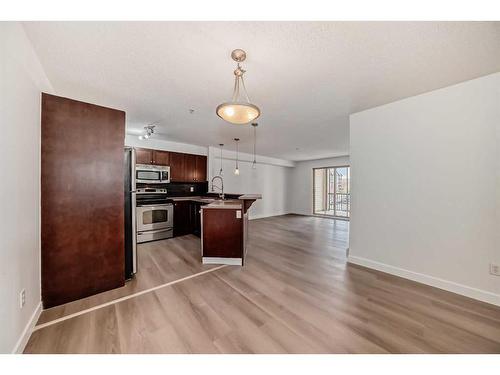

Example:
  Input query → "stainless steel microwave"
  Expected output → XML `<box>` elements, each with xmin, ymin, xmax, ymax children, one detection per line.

<box><xmin>135</xmin><ymin>164</ymin><xmax>170</xmax><ymax>184</ymax></box>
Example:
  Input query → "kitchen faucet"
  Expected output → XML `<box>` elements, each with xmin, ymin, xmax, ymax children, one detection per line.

<box><xmin>211</xmin><ymin>175</ymin><xmax>224</xmax><ymax>200</ymax></box>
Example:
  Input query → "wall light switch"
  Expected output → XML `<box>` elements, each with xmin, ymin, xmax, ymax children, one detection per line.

<box><xmin>20</xmin><ymin>289</ymin><xmax>26</xmax><ymax>309</ymax></box>
<box><xmin>190</xmin><ymin>186</ymin><xmax>194</xmax><ymax>192</ymax></box>
<box><xmin>236</xmin><ymin>210</ymin><xmax>242</xmax><ymax>219</ymax></box>
<box><xmin>490</xmin><ymin>263</ymin><xmax>500</xmax><ymax>276</ymax></box>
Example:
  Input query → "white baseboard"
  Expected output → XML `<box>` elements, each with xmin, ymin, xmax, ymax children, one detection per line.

<box><xmin>202</xmin><ymin>257</ymin><xmax>242</xmax><ymax>266</ymax></box>
<box><xmin>249</xmin><ymin>212</ymin><xmax>290</xmax><ymax>220</ymax></box>
<box><xmin>12</xmin><ymin>301</ymin><xmax>42</xmax><ymax>354</ymax></box>
<box><xmin>348</xmin><ymin>256</ymin><xmax>500</xmax><ymax>307</ymax></box>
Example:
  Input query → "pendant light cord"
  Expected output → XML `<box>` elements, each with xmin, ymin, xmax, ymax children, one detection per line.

<box><xmin>231</xmin><ymin>63</ymin><xmax>251</xmax><ymax>103</ymax></box>
<box><xmin>253</xmin><ymin>125</ymin><xmax>257</xmax><ymax>163</ymax></box>
<box><xmin>240</xmin><ymin>76</ymin><xmax>251</xmax><ymax>103</ymax></box>
<box><xmin>219</xmin><ymin>144</ymin><xmax>223</xmax><ymax>175</ymax></box>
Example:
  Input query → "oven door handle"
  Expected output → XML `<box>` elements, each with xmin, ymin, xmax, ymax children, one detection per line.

<box><xmin>137</xmin><ymin>228</ymin><xmax>172</xmax><ymax>234</ymax></box>
<box><xmin>137</xmin><ymin>203</ymin><xmax>173</xmax><ymax>208</ymax></box>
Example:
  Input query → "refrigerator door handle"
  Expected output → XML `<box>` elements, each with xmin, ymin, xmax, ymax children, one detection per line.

<box><xmin>131</xmin><ymin>148</ymin><xmax>137</xmax><ymax>274</ymax></box>
<box><xmin>131</xmin><ymin>192</ymin><xmax>137</xmax><ymax>274</ymax></box>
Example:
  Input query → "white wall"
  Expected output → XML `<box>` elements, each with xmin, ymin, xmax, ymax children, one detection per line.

<box><xmin>349</xmin><ymin>73</ymin><xmax>500</xmax><ymax>306</ymax></box>
<box><xmin>0</xmin><ymin>23</ymin><xmax>53</xmax><ymax>353</ymax></box>
<box><xmin>207</xmin><ymin>146</ymin><xmax>294</xmax><ymax>220</ymax></box>
<box><xmin>125</xmin><ymin>134</ymin><xmax>207</xmax><ymax>156</ymax></box>
<box><xmin>288</xmin><ymin>156</ymin><xmax>350</xmax><ymax>215</ymax></box>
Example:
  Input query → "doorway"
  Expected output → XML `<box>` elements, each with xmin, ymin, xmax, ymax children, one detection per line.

<box><xmin>313</xmin><ymin>166</ymin><xmax>350</xmax><ymax>219</ymax></box>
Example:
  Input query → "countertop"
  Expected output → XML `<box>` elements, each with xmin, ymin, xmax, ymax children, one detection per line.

<box><xmin>169</xmin><ymin>194</ymin><xmax>261</xmax><ymax>210</ymax></box>
<box><xmin>238</xmin><ymin>194</ymin><xmax>262</xmax><ymax>200</ymax></box>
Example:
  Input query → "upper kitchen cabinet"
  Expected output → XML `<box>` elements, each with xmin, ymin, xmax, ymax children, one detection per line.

<box><xmin>153</xmin><ymin>150</ymin><xmax>170</xmax><ymax>166</ymax></box>
<box><xmin>136</xmin><ymin>148</ymin><xmax>207</xmax><ymax>182</ymax></box>
<box><xmin>184</xmin><ymin>154</ymin><xmax>197</xmax><ymax>181</ymax></box>
<box><xmin>195</xmin><ymin>155</ymin><xmax>207</xmax><ymax>182</ymax></box>
<box><xmin>169</xmin><ymin>152</ymin><xmax>186</xmax><ymax>182</ymax></box>
<box><xmin>135</xmin><ymin>148</ymin><xmax>153</xmax><ymax>164</ymax></box>
<box><xmin>136</xmin><ymin>148</ymin><xmax>170</xmax><ymax>165</ymax></box>
<box><xmin>181</xmin><ymin>154</ymin><xmax>207</xmax><ymax>182</ymax></box>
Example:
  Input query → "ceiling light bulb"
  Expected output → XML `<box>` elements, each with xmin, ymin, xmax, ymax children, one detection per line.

<box><xmin>234</xmin><ymin>167</ymin><xmax>240</xmax><ymax>176</ymax></box>
<box><xmin>252</xmin><ymin>161</ymin><xmax>257</xmax><ymax>169</ymax></box>
<box><xmin>144</xmin><ymin>133</ymin><xmax>150</xmax><ymax>139</ymax></box>
<box><xmin>138</xmin><ymin>135</ymin><xmax>144</xmax><ymax>140</ymax></box>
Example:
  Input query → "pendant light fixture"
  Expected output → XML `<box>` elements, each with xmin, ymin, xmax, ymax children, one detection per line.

<box><xmin>234</xmin><ymin>138</ymin><xmax>240</xmax><ymax>175</ymax></box>
<box><xmin>218</xmin><ymin>143</ymin><xmax>224</xmax><ymax>176</ymax></box>
<box><xmin>251</xmin><ymin>122</ymin><xmax>258</xmax><ymax>169</ymax></box>
<box><xmin>216</xmin><ymin>49</ymin><xmax>261</xmax><ymax>125</ymax></box>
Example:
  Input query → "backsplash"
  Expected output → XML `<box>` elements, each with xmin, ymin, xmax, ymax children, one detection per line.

<box><xmin>164</xmin><ymin>181</ymin><xmax>208</xmax><ymax>197</ymax></box>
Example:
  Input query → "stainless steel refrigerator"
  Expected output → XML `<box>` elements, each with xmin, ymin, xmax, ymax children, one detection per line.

<box><xmin>124</xmin><ymin>147</ymin><xmax>137</xmax><ymax>279</ymax></box>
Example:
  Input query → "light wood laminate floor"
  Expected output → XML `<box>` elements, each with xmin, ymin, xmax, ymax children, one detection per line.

<box><xmin>36</xmin><ymin>234</ymin><xmax>218</xmax><ymax>325</ymax></box>
<box><xmin>25</xmin><ymin>215</ymin><xmax>500</xmax><ymax>353</ymax></box>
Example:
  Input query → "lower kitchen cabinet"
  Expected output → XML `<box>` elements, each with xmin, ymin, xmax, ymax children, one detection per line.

<box><xmin>191</xmin><ymin>202</ymin><xmax>204</xmax><ymax>237</ymax></box>
<box><xmin>173</xmin><ymin>201</ymin><xmax>191</xmax><ymax>237</ymax></box>
<box><xmin>173</xmin><ymin>200</ymin><xmax>207</xmax><ymax>238</ymax></box>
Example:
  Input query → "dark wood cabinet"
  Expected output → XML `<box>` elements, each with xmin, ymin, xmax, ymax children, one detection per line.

<box><xmin>134</xmin><ymin>148</ymin><xmax>207</xmax><ymax>182</ymax></box>
<box><xmin>195</xmin><ymin>155</ymin><xmax>207</xmax><ymax>182</ymax></box>
<box><xmin>202</xmin><ymin>208</ymin><xmax>243</xmax><ymax>258</ymax></box>
<box><xmin>191</xmin><ymin>202</ymin><xmax>206</xmax><ymax>237</ymax></box>
<box><xmin>174</xmin><ymin>200</ymin><xmax>207</xmax><ymax>238</ymax></box>
<box><xmin>185</xmin><ymin>154</ymin><xmax>197</xmax><ymax>182</ymax></box>
<box><xmin>136</xmin><ymin>148</ymin><xmax>153</xmax><ymax>164</ymax></box>
<box><xmin>153</xmin><ymin>150</ymin><xmax>170</xmax><ymax>166</ymax></box>
<box><xmin>169</xmin><ymin>152</ymin><xmax>186</xmax><ymax>182</ymax></box>
<box><xmin>173</xmin><ymin>201</ymin><xmax>191</xmax><ymax>237</ymax></box>
<box><xmin>136</xmin><ymin>148</ymin><xmax>170</xmax><ymax>166</ymax></box>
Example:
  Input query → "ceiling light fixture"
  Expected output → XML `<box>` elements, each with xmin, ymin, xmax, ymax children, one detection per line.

<box><xmin>138</xmin><ymin>125</ymin><xmax>155</xmax><ymax>140</ymax></box>
<box><xmin>219</xmin><ymin>143</ymin><xmax>224</xmax><ymax>176</ymax></box>
<box><xmin>251</xmin><ymin>123</ymin><xmax>258</xmax><ymax>169</ymax></box>
<box><xmin>216</xmin><ymin>49</ymin><xmax>260</xmax><ymax>125</ymax></box>
<box><xmin>234</xmin><ymin>138</ymin><xmax>240</xmax><ymax>175</ymax></box>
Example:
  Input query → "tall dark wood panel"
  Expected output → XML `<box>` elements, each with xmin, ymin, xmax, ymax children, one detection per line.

<box><xmin>41</xmin><ymin>93</ymin><xmax>125</xmax><ymax>308</ymax></box>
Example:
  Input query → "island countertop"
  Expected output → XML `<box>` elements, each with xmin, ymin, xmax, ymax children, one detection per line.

<box><xmin>169</xmin><ymin>194</ymin><xmax>261</xmax><ymax>210</ymax></box>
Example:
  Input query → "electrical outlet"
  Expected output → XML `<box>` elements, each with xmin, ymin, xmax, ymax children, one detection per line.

<box><xmin>19</xmin><ymin>289</ymin><xmax>26</xmax><ymax>309</ymax></box>
<box><xmin>490</xmin><ymin>263</ymin><xmax>500</xmax><ymax>276</ymax></box>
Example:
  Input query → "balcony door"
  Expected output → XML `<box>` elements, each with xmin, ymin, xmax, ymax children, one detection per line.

<box><xmin>313</xmin><ymin>166</ymin><xmax>350</xmax><ymax>219</ymax></box>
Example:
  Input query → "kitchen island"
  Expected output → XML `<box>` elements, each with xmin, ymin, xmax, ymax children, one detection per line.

<box><xmin>200</xmin><ymin>194</ymin><xmax>261</xmax><ymax>265</ymax></box>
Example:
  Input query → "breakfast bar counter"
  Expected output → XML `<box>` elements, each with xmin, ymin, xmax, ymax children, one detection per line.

<box><xmin>200</xmin><ymin>194</ymin><xmax>261</xmax><ymax>265</ymax></box>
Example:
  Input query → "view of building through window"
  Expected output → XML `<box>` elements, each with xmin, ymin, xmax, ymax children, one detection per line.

<box><xmin>313</xmin><ymin>166</ymin><xmax>350</xmax><ymax>218</ymax></box>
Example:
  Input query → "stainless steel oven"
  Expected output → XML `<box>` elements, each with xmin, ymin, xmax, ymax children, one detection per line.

<box><xmin>136</xmin><ymin>164</ymin><xmax>170</xmax><ymax>184</ymax></box>
<box><xmin>136</xmin><ymin>200</ymin><xmax>173</xmax><ymax>243</ymax></box>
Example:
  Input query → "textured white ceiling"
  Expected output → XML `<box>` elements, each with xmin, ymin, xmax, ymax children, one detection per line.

<box><xmin>23</xmin><ymin>21</ymin><xmax>500</xmax><ymax>161</ymax></box>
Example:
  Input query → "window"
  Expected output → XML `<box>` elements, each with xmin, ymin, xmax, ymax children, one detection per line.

<box><xmin>313</xmin><ymin>166</ymin><xmax>350</xmax><ymax>218</ymax></box>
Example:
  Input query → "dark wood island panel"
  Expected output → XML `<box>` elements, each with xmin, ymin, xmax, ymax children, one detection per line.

<box><xmin>202</xmin><ymin>208</ymin><xmax>244</xmax><ymax>259</ymax></box>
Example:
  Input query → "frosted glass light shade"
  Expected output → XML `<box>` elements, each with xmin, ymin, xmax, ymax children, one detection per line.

<box><xmin>216</xmin><ymin>102</ymin><xmax>260</xmax><ymax>125</ymax></box>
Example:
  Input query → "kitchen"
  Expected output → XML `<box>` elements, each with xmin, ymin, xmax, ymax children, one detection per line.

<box><xmin>40</xmin><ymin>93</ymin><xmax>261</xmax><ymax>319</ymax></box>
